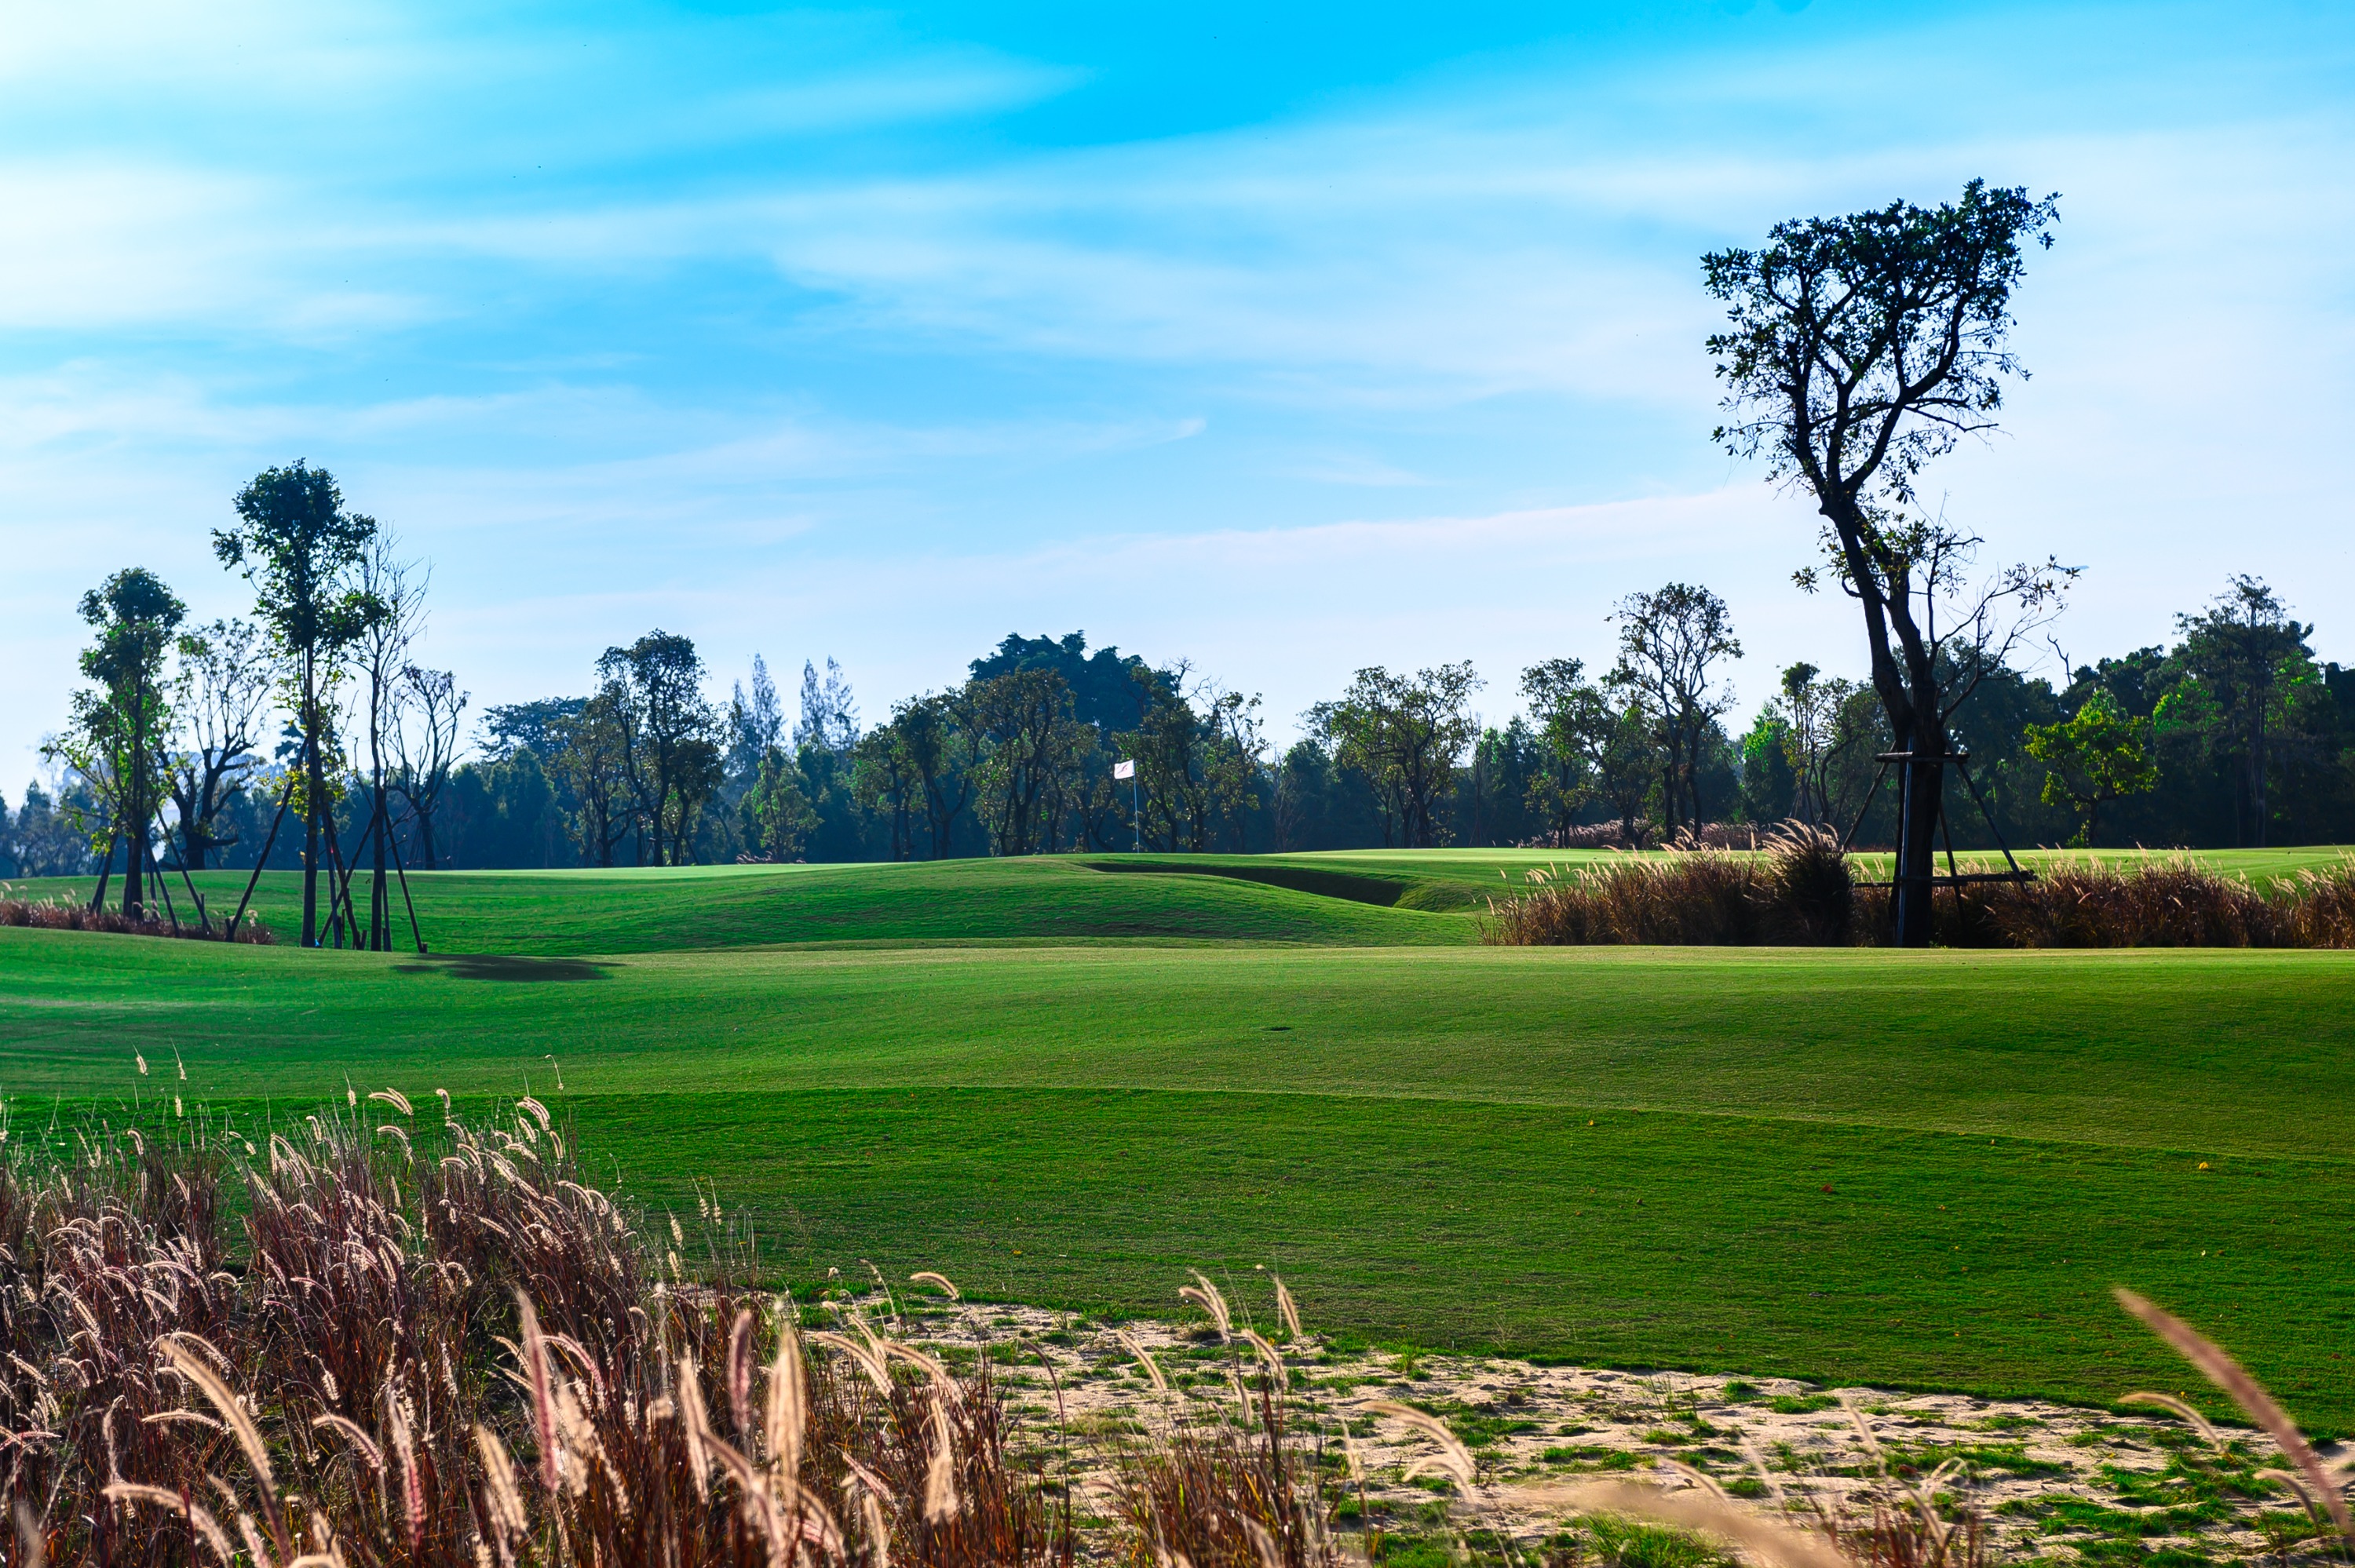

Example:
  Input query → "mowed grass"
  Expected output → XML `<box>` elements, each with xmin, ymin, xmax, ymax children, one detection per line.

<box><xmin>4</xmin><ymin>856</ymin><xmax>1477</xmax><ymax>953</ymax></box>
<box><xmin>6</xmin><ymin>850</ymin><xmax>2355</xmax><ymax>1428</ymax></box>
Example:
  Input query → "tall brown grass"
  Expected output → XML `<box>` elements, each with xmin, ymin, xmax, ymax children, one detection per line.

<box><xmin>1484</xmin><ymin>828</ymin><xmax>1855</xmax><ymax>946</ymax></box>
<box><xmin>1113</xmin><ymin>1380</ymin><xmax>1333</xmax><ymax>1568</ymax></box>
<box><xmin>1488</xmin><ymin>844</ymin><xmax>2355</xmax><ymax>950</ymax></box>
<box><xmin>1861</xmin><ymin>855</ymin><xmax>2355</xmax><ymax>948</ymax></box>
<box><xmin>0</xmin><ymin>1105</ymin><xmax>1062</xmax><ymax>1566</ymax></box>
<box><xmin>0</xmin><ymin>889</ymin><xmax>274</xmax><ymax>943</ymax></box>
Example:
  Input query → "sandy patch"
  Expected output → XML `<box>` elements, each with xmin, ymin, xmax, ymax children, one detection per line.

<box><xmin>846</xmin><ymin>1296</ymin><xmax>2347</xmax><ymax>1563</ymax></box>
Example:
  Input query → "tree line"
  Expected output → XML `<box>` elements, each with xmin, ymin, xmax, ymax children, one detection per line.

<box><xmin>16</xmin><ymin>509</ymin><xmax>2355</xmax><ymax>927</ymax></box>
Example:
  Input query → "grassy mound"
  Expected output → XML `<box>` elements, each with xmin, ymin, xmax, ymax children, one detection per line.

<box><xmin>5</xmin><ymin>855</ymin><xmax>1477</xmax><ymax>955</ymax></box>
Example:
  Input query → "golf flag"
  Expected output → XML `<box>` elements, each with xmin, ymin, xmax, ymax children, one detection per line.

<box><xmin>1113</xmin><ymin>758</ymin><xmax>1136</xmax><ymax>779</ymax></box>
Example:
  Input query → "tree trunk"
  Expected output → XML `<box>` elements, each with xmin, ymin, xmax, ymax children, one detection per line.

<box><xmin>367</xmin><ymin>787</ymin><xmax>388</xmax><ymax>949</ymax></box>
<box><xmin>126</xmin><ymin>819</ymin><xmax>146</xmax><ymax>921</ymax></box>
<box><xmin>91</xmin><ymin>831</ymin><xmax>118</xmax><ymax>913</ymax></box>
<box><xmin>300</xmin><ymin>656</ymin><xmax>321</xmax><ymax>947</ymax></box>
<box><xmin>2251</xmin><ymin>706</ymin><xmax>2269</xmax><ymax>849</ymax></box>
<box><xmin>412</xmin><ymin>796</ymin><xmax>439</xmax><ymax>871</ymax></box>
<box><xmin>370</xmin><ymin>687</ymin><xmax>389</xmax><ymax>950</ymax></box>
<box><xmin>1687</xmin><ymin>723</ymin><xmax>1706</xmax><ymax>834</ymax></box>
<box><xmin>123</xmin><ymin>694</ymin><xmax>146</xmax><ymax>921</ymax></box>
<box><xmin>651</xmin><ymin>752</ymin><xmax>670</xmax><ymax>866</ymax></box>
<box><xmin>1890</xmin><ymin>745</ymin><xmax>1945</xmax><ymax>949</ymax></box>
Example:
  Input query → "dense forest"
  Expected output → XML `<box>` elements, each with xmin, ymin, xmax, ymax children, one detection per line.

<box><xmin>14</xmin><ymin>553</ymin><xmax>2355</xmax><ymax>882</ymax></box>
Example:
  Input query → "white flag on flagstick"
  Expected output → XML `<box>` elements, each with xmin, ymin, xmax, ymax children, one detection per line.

<box><xmin>1113</xmin><ymin>758</ymin><xmax>1136</xmax><ymax>780</ymax></box>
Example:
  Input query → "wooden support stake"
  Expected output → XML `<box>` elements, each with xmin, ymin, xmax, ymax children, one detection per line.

<box><xmin>389</xmin><ymin>804</ymin><xmax>427</xmax><ymax>954</ymax></box>
<box><xmin>225</xmin><ymin>749</ymin><xmax>302</xmax><ymax>944</ymax></box>
<box><xmin>89</xmin><ymin>828</ymin><xmax>121</xmax><ymax>913</ymax></box>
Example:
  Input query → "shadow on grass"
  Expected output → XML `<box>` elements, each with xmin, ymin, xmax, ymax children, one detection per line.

<box><xmin>392</xmin><ymin>954</ymin><xmax>613</xmax><ymax>983</ymax></box>
<box><xmin>1078</xmin><ymin>858</ymin><xmax>1410</xmax><ymax>907</ymax></box>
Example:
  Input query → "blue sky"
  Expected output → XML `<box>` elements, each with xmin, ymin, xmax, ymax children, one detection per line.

<box><xmin>3</xmin><ymin>0</ymin><xmax>2351</xmax><ymax>775</ymax></box>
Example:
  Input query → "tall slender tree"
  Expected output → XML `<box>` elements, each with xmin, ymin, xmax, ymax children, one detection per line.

<box><xmin>214</xmin><ymin>461</ymin><xmax>379</xmax><ymax>946</ymax></box>
<box><xmin>849</xmin><ymin>725</ymin><xmax>918</xmax><ymax>861</ymax></box>
<box><xmin>1705</xmin><ymin>181</ymin><xmax>2070</xmax><ymax>943</ymax></box>
<box><xmin>1769</xmin><ymin>664</ymin><xmax>1833</xmax><ymax>826</ymax></box>
<box><xmin>1608</xmin><ymin>583</ymin><xmax>1742</xmax><ymax>837</ymax></box>
<box><xmin>894</xmin><ymin>693</ymin><xmax>975</xmax><ymax>859</ymax></box>
<box><xmin>551</xmin><ymin>688</ymin><xmax>637</xmax><ymax>866</ymax></box>
<box><xmin>1521</xmin><ymin>658</ymin><xmax>1614</xmax><ymax>846</ymax></box>
<box><xmin>793</xmin><ymin>658</ymin><xmax>861</xmax><ymax>753</ymax></box>
<box><xmin>727</xmin><ymin>655</ymin><xmax>786</xmax><ymax>781</ymax></box>
<box><xmin>350</xmin><ymin>534</ymin><xmax>424</xmax><ymax>945</ymax></box>
<box><xmin>390</xmin><ymin>665</ymin><xmax>468</xmax><ymax>870</ymax></box>
<box><xmin>49</xmin><ymin>570</ymin><xmax>185</xmax><ymax>917</ymax></box>
<box><xmin>167</xmin><ymin>618</ymin><xmax>273</xmax><ymax>870</ymax></box>
<box><xmin>598</xmin><ymin>632</ymin><xmax>717</xmax><ymax>866</ymax></box>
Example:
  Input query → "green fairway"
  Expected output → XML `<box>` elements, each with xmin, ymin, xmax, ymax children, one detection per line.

<box><xmin>5</xmin><ymin>852</ymin><xmax>2353</xmax><ymax>1429</ymax></box>
<box><xmin>4</xmin><ymin>856</ymin><xmax>1478</xmax><ymax>953</ymax></box>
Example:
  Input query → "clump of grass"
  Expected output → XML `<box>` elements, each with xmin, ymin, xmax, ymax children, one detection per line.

<box><xmin>0</xmin><ymin>888</ymin><xmax>273</xmax><ymax>942</ymax></box>
<box><xmin>0</xmin><ymin>1101</ymin><xmax>1062</xmax><ymax>1566</ymax></box>
<box><xmin>1113</xmin><ymin>1384</ymin><xmax>1333</xmax><ymax>1568</ymax></box>
<box><xmin>1950</xmin><ymin>857</ymin><xmax>2293</xmax><ymax>949</ymax></box>
<box><xmin>2284</xmin><ymin>858</ymin><xmax>2355</xmax><ymax>948</ymax></box>
<box><xmin>1484</xmin><ymin>829</ymin><xmax>1852</xmax><ymax>947</ymax></box>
